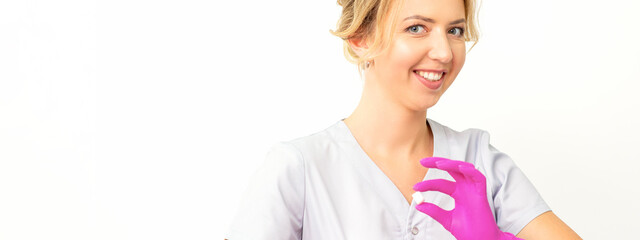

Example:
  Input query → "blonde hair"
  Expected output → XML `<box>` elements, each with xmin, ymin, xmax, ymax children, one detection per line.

<box><xmin>329</xmin><ymin>0</ymin><xmax>480</xmax><ymax>74</ymax></box>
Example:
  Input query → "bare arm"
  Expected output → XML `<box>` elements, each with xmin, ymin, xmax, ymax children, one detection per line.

<box><xmin>516</xmin><ymin>211</ymin><xmax>581</xmax><ymax>240</ymax></box>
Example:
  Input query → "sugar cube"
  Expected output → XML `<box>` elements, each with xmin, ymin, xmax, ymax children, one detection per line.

<box><xmin>412</xmin><ymin>192</ymin><xmax>425</xmax><ymax>204</ymax></box>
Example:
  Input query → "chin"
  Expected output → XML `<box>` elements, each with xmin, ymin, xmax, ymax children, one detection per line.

<box><xmin>416</xmin><ymin>96</ymin><xmax>441</xmax><ymax>111</ymax></box>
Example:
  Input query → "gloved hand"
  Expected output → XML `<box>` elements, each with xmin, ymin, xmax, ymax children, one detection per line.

<box><xmin>413</xmin><ymin>157</ymin><xmax>522</xmax><ymax>240</ymax></box>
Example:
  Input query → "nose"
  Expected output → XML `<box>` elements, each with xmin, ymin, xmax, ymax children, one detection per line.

<box><xmin>427</xmin><ymin>30</ymin><xmax>453</xmax><ymax>63</ymax></box>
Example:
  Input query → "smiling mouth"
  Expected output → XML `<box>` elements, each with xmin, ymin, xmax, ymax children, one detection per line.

<box><xmin>413</xmin><ymin>70</ymin><xmax>445</xmax><ymax>82</ymax></box>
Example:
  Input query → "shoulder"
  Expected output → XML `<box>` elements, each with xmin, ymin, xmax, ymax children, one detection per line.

<box><xmin>286</xmin><ymin>120</ymin><xmax>343</xmax><ymax>148</ymax></box>
<box><xmin>255</xmin><ymin>121</ymin><xmax>342</xmax><ymax>179</ymax></box>
<box><xmin>267</xmin><ymin>120</ymin><xmax>340</xmax><ymax>156</ymax></box>
<box><xmin>430</xmin><ymin>118</ymin><xmax>490</xmax><ymax>145</ymax></box>
<box><xmin>274</xmin><ymin>120</ymin><xmax>346</xmax><ymax>163</ymax></box>
<box><xmin>430</xmin><ymin>119</ymin><xmax>517</xmax><ymax>180</ymax></box>
<box><xmin>429</xmin><ymin>118</ymin><xmax>493</xmax><ymax>162</ymax></box>
<box><xmin>430</xmin><ymin>119</ymin><xmax>551</xmax><ymax>235</ymax></box>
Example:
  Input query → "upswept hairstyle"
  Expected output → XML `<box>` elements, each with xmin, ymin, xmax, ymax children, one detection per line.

<box><xmin>330</xmin><ymin>0</ymin><xmax>480</xmax><ymax>74</ymax></box>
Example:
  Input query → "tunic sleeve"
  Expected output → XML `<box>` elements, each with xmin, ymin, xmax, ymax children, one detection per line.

<box><xmin>226</xmin><ymin>142</ymin><xmax>305</xmax><ymax>240</ymax></box>
<box><xmin>479</xmin><ymin>131</ymin><xmax>551</xmax><ymax>235</ymax></box>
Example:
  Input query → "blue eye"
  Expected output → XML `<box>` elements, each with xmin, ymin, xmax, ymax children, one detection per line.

<box><xmin>406</xmin><ymin>25</ymin><xmax>425</xmax><ymax>34</ymax></box>
<box><xmin>449</xmin><ymin>27</ymin><xmax>465</xmax><ymax>37</ymax></box>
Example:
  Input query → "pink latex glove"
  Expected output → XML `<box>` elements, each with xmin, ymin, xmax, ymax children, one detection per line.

<box><xmin>413</xmin><ymin>157</ymin><xmax>522</xmax><ymax>240</ymax></box>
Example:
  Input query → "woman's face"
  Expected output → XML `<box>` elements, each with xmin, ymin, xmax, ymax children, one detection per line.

<box><xmin>367</xmin><ymin>0</ymin><xmax>467</xmax><ymax>111</ymax></box>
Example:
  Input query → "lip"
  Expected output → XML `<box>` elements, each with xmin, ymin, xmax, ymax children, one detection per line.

<box><xmin>414</xmin><ymin>69</ymin><xmax>447</xmax><ymax>74</ymax></box>
<box><xmin>414</xmin><ymin>71</ymin><xmax>445</xmax><ymax>90</ymax></box>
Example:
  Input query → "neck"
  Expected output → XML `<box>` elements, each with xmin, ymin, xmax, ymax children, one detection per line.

<box><xmin>343</xmin><ymin>79</ymin><xmax>433</xmax><ymax>161</ymax></box>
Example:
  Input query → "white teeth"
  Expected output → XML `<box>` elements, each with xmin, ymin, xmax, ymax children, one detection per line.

<box><xmin>417</xmin><ymin>71</ymin><xmax>443</xmax><ymax>81</ymax></box>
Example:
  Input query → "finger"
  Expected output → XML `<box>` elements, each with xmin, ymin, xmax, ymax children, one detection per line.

<box><xmin>421</xmin><ymin>157</ymin><xmax>473</xmax><ymax>170</ymax></box>
<box><xmin>419</xmin><ymin>157</ymin><xmax>452</xmax><ymax>168</ymax></box>
<box><xmin>458</xmin><ymin>164</ymin><xmax>486</xmax><ymax>183</ymax></box>
<box><xmin>413</xmin><ymin>179</ymin><xmax>456</xmax><ymax>196</ymax></box>
<box><xmin>421</xmin><ymin>157</ymin><xmax>475</xmax><ymax>182</ymax></box>
<box><xmin>458</xmin><ymin>164</ymin><xmax>486</xmax><ymax>192</ymax></box>
<box><xmin>432</xmin><ymin>159</ymin><xmax>468</xmax><ymax>182</ymax></box>
<box><xmin>416</xmin><ymin>202</ymin><xmax>452</xmax><ymax>229</ymax></box>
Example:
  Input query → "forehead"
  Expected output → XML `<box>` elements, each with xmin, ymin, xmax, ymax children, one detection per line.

<box><xmin>395</xmin><ymin>0</ymin><xmax>466</xmax><ymax>21</ymax></box>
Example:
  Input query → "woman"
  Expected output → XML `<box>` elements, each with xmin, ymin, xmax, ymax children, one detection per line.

<box><xmin>226</xmin><ymin>0</ymin><xmax>582</xmax><ymax>239</ymax></box>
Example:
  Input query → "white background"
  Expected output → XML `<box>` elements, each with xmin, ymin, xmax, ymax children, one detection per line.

<box><xmin>1</xmin><ymin>0</ymin><xmax>639</xmax><ymax>239</ymax></box>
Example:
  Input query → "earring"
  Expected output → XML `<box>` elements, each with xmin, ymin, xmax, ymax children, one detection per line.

<box><xmin>365</xmin><ymin>60</ymin><xmax>372</xmax><ymax>68</ymax></box>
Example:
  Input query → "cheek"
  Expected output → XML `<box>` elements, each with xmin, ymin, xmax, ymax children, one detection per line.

<box><xmin>388</xmin><ymin>39</ymin><xmax>423</xmax><ymax>70</ymax></box>
<box><xmin>452</xmin><ymin>44</ymin><xmax>466</xmax><ymax>71</ymax></box>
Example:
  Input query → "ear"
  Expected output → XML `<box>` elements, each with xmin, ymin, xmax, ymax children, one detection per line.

<box><xmin>347</xmin><ymin>36</ymin><xmax>371</xmax><ymax>58</ymax></box>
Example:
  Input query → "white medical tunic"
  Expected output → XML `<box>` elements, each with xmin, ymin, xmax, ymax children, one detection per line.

<box><xmin>226</xmin><ymin>118</ymin><xmax>550</xmax><ymax>239</ymax></box>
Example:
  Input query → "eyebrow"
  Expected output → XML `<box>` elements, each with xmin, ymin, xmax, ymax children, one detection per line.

<box><xmin>403</xmin><ymin>15</ymin><xmax>466</xmax><ymax>25</ymax></box>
